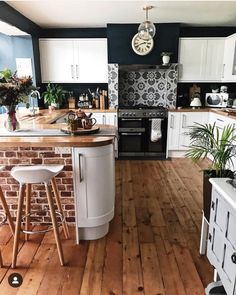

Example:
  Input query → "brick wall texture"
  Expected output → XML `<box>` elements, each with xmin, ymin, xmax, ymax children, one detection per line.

<box><xmin>0</xmin><ymin>147</ymin><xmax>75</xmax><ymax>224</ymax></box>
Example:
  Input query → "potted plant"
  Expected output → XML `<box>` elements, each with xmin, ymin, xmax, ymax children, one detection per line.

<box><xmin>186</xmin><ymin>122</ymin><xmax>235</xmax><ymax>224</ymax></box>
<box><xmin>42</xmin><ymin>83</ymin><xmax>66</xmax><ymax>110</ymax></box>
<box><xmin>161</xmin><ymin>52</ymin><xmax>172</xmax><ymax>65</ymax></box>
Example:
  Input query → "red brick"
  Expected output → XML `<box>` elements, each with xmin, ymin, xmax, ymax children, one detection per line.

<box><xmin>63</xmin><ymin>166</ymin><xmax>72</xmax><ymax>171</ymax></box>
<box><xmin>6</xmin><ymin>191</ymin><xmax>17</xmax><ymax>196</ymax></box>
<box><xmin>0</xmin><ymin>159</ymin><xmax>9</xmax><ymax>165</ymax></box>
<box><xmin>65</xmin><ymin>159</ymin><xmax>72</xmax><ymax>165</ymax></box>
<box><xmin>65</xmin><ymin>205</ymin><xmax>74</xmax><ymax>210</ymax></box>
<box><xmin>1</xmin><ymin>185</ymin><xmax>11</xmax><ymax>191</ymax></box>
<box><xmin>65</xmin><ymin>217</ymin><xmax>75</xmax><ymax>223</ymax></box>
<box><xmin>32</xmin><ymin>184</ymin><xmax>45</xmax><ymax>190</ymax></box>
<box><xmin>0</xmin><ymin>178</ymin><xmax>6</xmax><ymax>184</ymax></box>
<box><xmin>62</xmin><ymin>154</ymin><xmax>71</xmax><ymax>158</ymax></box>
<box><xmin>32</xmin><ymin>147</ymin><xmax>53</xmax><ymax>151</ymax></box>
<box><xmin>62</xmin><ymin>178</ymin><xmax>73</xmax><ymax>184</ymax></box>
<box><xmin>31</xmin><ymin>159</ymin><xmax>43</xmax><ymax>164</ymax></box>
<box><xmin>56</xmin><ymin>185</ymin><xmax>66</xmax><ymax>191</ymax></box>
<box><xmin>68</xmin><ymin>211</ymin><xmax>75</xmax><ymax>216</ymax></box>
<box><xmin>61</xmin><ymin>192</ymin><xmax>72</xmax><ymax>197</ymax></box>
<box><xmin>66</xmin><ymin>185</ymin><xmax>73</xmax><ymax>191</ymax></box>
<box><xmin>5</xmin><ymin>152</ymin><xmax>16</xmax><ymax>157</ymax></box>
<box><xmin>7</xmin><ymin>178</ymin><xmax>18</xmax><ymax>184</ymax></box>
<box><xmin>17</xmin><ymin>152</ymin><xmax>38</xmax><ymax>158</ymax></box>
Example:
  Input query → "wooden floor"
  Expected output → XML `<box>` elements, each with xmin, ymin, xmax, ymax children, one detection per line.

<box><xmin>0</xmin><ymin>158</ymin><xmax>213</xmax><ymax>295</ymax></box>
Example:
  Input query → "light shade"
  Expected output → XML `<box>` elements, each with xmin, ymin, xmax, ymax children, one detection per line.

<box><xmin>138</xmin><ymin>21</ymin><xmax>156</xmax><ymax>40</ymax></box>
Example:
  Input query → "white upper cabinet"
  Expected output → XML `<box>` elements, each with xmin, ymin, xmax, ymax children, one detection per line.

<box><xmin>178</xmin><ymin>38</ymin><xmax>224</xmax><ymax>82</ymax></box>
<box><xmin>39</xmin><ymin>38</ymin><xmax>108</xmax><ymax>83</ymax></box>
<box><xmin>222</xmin><ymin>33</ymin><xmax>236</xmax><ymax>81</ymax></box>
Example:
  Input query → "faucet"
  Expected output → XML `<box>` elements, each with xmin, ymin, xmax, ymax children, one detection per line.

<box><xmin>30</xmin><ymin>90</ymin><xmax>40</xmax><ymax>116</ymax></box>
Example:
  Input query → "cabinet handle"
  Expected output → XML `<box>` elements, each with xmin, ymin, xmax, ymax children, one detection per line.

<box><xmin>121</xmin><ymin>118</ymin><xmax>142</xmax><ymax>121</ymax></box>
<box><xmin>208</xmin><ymin>233</ymin><xmax>212</xmax><ymax>242</ymax></box>
<box><xmin>71</xmin><ymin>65</ymin><xmax>74</xmax><ymax>79</ymax></box>
<box><xmin>76</xmin><ymin>65</ymin><xmax>79</xmax><ymax>79</ymax></box>
<box><xmin>182</xmin><ymin>114</ymin><xmax>187</xmax><ymax>128</ymax></box>
<box><xmin>78</xmin><ymin>153</ymin><xmax>83</xmax><ymax>182</ymax></box>
<box><xmin>170</xmin><ymin>114</ymin><xmax>174</xmax><ymax>128</ymax></box>
<box><xmin>114</xmin><ymin>115</ymin><xmax>117</xmax><ymax>126</ymax></box>
<box><xmin>216</xmin><ymin>118</ymin><xmax>224</xmax><ymax>123</ymax></box>
<box><xmin>211</xmin><ymin>201</ymin><xmax>215</xmax><ymax>210</ymax></box>
<box><xmin>231</xmin><ymin>253</ymin><xmax>236</xmax><ymax>264</ymax></box>
<box><xmin>222</xmin><ymin>64</ymin><xmax>225</xmax><ymax>79</ymax></box>
<box><xmin>102</xmin><ymin>114</ymin><xmax>105</xmax><ymax>124</ymax></box>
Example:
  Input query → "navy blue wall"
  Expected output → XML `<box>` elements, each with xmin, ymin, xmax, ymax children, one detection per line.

<box><xmin>107</xmin><ymin>23</ymin><xmax>180</xmax><ymax>65</ymax></box>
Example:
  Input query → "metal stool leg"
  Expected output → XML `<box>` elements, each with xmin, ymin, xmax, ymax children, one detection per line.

<box><xmin>12</xmin><ymin>184</ymin><xmax>25</xmax><ymax>268</ymax></box>
<box><xmin>51</xmin><ymin>178</ymin><xmax>70</xmax><ymax>239</ymax></box>
<box><xmin>45</xmin><ymin>183</ymin><xmax>65</xmax><ymax>266</ymax></box>
<box><xmin>25</xmin><ymin>184</ymin><xmax>31</xmax><ymax>241</ymax></box>
<box><xmin>0</xmin><ymin>187</ymin><xmax>15</xmax><ymax>235</ymax></box>
<box><xmin>0</xmin><ymin>250</ymin><xmax>3</xmax><ymax>267</ymax></box>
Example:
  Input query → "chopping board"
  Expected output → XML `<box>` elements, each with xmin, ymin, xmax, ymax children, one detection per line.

<box><xmin>61</xmin><ymin>126</ymin><xmax>100</xmax><ymax>135</ymax></box>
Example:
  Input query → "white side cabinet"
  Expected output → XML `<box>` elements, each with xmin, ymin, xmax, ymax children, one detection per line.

<box><xmin>207</xmin><ymin>179</ymin><xmax>236</xmax><ymax>295</ymax></box>
<box><xmin>178</xmin><ymin>38</ymin><xmax>224</xmax><ymax>82</ymax></box>
<box><xmin>167</xmin><ymin>111</ymin><xmax>208</xmax><ymax>157</ymax></box>
<box><xmin>39</xmin><ymin>38</ymin><xmax>108</xmax><ymax>83</ymax></box>
<box><xmin>72</xmin><ymin>144</ymin><xmax>115</xmax><ymax>242</ymax></box>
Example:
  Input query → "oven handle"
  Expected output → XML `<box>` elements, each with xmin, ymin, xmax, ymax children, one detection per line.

<box><xmin>120</xmin><ymin>118</ymin><xmax>142</xmax><ymax>121</ymax></box>
<box><xmin>148</xmin><ymin>118</ymin><xmax>163</xmax><ymax>121</ymax></box>
<box><xmin>121</xmin><ymin>132</ymin><xmax>142</xmax><ymax>136</ymax></box>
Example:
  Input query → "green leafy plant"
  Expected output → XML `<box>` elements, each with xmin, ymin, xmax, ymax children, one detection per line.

<box><xmin>185</xmin><ymin>122</ymin><xmax>236</xmax><ymax>177</ymax></box>
<box><xmin>161</xmin><ymin>52</ymin><xmax>172</xmax><ymax>56</ymax></box>
<box><xmin>42</xmin><ymin>83</ymin><xmax>66</xmax><ymax>106</ymax></box>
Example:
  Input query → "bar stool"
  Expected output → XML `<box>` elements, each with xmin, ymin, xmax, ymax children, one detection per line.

<box><xmin>11</xmin><ymin>164</ymin><xmax>69</xmax><ymax>268</ymax></box>
<box><xmin>0</xmin><ymin>166</ymin><xmax>15</xmax><ymax>267</ymax></box>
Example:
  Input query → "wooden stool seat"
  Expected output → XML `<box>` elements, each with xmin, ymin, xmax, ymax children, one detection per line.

<box><xmin>0</xmin><ymin>166</ymin><xmax>15</xmax><ymax>267</ymax></box>
<box><xmin>11</xmin><ymin>165</ymin><xmax>69</xmax><ymax>268</ymax></box>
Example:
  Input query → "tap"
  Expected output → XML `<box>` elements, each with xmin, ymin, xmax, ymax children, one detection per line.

<box><xmin>30</xmin><ymin>90</ymin><xmax>40</xmax><ymax>116</ymax></box>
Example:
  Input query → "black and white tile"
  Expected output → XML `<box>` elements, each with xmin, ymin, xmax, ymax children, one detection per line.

<box><xmin>108</xmin><ymin>64</ymin><xmax>118</xmax><ymax>109</ymax></box>
<box><xmin>118</xmin><ymin>64</ymin><xmax>178</xmax><ymax>108</ymax></box>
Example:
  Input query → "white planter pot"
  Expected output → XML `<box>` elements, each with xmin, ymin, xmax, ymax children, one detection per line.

<box><xmin>162</xmin><ymin>55</ymin><xmax>170</xmax><ymax>65</ymax></box>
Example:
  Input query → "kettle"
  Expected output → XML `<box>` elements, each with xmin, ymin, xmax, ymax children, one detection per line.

<box><xmin>76</xmin><ymin>109</ymin><xmax>93</xmax><ymax>128</ymax></box>
<box><xmin>190</xmin><ymin>97</ymin><xmax>202</xmax><ymax>108</ymax></box>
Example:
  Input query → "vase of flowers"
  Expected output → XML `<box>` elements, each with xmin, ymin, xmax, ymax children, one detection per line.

<box><xmin>0</xmin><ymin>68</ymin><xmax>36</xmax><ymax>131</ymax></box>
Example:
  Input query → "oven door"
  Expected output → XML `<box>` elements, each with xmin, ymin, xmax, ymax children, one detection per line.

<box><xmin>118</xmin><ymin>118</ymin><xmax>144</xmax><ymax>128</ymax></box>
<box><xmin>118</xmin><ymin>131</ymin><xmax>145</xmax><ymax>157</ymax></box>
<box><xmin>145</xmin><ymin>118</ymin><xmax>167</xmax><ymax>157</ymax></box>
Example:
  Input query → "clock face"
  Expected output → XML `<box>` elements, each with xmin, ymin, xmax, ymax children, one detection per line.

<box><xmin>131</xmin><ymin>33</ymin><xmax>154</xmax><ymax>56</ymax></box>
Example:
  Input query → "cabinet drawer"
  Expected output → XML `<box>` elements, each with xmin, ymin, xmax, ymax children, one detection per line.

<box><xmin>214</xmin><ymin>190</ymin><xmax>228</xmax><ymax>233</ymax></box>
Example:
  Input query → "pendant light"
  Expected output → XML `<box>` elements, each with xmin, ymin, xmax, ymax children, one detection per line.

<box><xmin>138</xmin><ymin>6</ymin><xmax>156</xmax><ymax>40</ymax></box>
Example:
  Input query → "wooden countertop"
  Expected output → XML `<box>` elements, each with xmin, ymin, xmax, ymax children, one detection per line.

<box><xmin>0</xmin><ymin>109</ymin><xmax>115</xmax><ymax>147</ymax></box>
<box><xmin>169</xmin><ymin>107</ymin><xmax>236</xmax><ymax>120</ymax></box>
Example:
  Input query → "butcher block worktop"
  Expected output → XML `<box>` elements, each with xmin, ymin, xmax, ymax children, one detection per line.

<box><xmin>0</xmin><ymin>109</ymin><xmax>115</xmax><ymax>147</ymax></box>
<box><xmin>169</xmin><ymin>107</ymin><xmax>236</xmax><ymax>120</ymax></box>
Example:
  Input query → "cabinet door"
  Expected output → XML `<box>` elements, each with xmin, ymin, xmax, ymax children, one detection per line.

<box><xmin>74</xmin><ymin>39</ymin><xmax>108</xmax><ymax>83</ymax></box>
<box><xmin>178</xmin><ymin>39</ymin><xmax>207</xmax><ymax>82</ymax></box>
<box><xmin>223</xmin><ymin>34</ymin><xmax>236</xmax><ymax>81</ymax></box>
<box><xmin>105</xmin><ymin>113</ymin><xmax>118</xmax><ymax>127</ymax></box>
<box><xmin>179</xmin><ymin>112</ymin><xmax>208</xmax><ymax>150</ymax></box>
<box><xmin>39</xmin><ymin>39</ymin><xmax>75</xmax><ymax>83</ymax></box>
<box><xmin>205</xmin><ymin>39</ymin><xmax>224</xmax><ymax>81</ymax></box>
<box><xmin>91</xmin><ymin>112</ymin><xmax>106</xmax><ymax>125</ymax></box>
<box><xmin>167</xmin><ymin>112</ymin><xmax>181</xmax><ymax>150</ymax></box>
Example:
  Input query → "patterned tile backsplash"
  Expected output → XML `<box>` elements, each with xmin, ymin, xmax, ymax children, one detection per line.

<box><xmin>118</xmin><ymin>64</ymin><xmax>178</xmax><ymax>109</ymax></box>
<box><xmin>108</xmin><ymin>64</ymin><xmax>119</xmax><ymax>109</ymax></box>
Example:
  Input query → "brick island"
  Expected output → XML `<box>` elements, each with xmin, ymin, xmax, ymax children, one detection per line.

<box><xmin>0</xmin><ymin>109</ymin><xmax>116</xmax><ymax>242</ymax></box>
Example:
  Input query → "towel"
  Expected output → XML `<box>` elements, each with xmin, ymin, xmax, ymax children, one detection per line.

<box><xmin>150</xmin><ymin>119</ymin><xmax>162</xmax><ymax>142</ymax></box>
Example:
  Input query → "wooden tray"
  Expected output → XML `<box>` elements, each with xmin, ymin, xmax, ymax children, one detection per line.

<box><xmin>61</xmin><ymin>126</ymin><xmax>100</xmax><ymax>135</ymax></box>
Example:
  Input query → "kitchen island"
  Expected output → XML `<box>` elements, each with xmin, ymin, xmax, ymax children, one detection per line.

<box><xmin>0</xmin><ymin>109</ymin><xmax>116</xmax><ymax>242</ymax></box>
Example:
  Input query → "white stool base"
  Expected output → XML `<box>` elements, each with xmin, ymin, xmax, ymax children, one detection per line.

<box><xmin>78</xmin><ymin>223</ymin><xmax>109</xmax><ymax>240</ymax></box>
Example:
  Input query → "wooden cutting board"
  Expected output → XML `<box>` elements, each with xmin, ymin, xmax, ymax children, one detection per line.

<box><xmin>61</xmin><ymin>126</ymin><xmax>100</xmax><ymax>135</ymax></box>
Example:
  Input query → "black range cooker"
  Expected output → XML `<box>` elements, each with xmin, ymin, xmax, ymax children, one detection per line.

<box><xmin>118</xmin><ymin>105</ymin><xmax>168</xmax><ymax>159</ymax></box>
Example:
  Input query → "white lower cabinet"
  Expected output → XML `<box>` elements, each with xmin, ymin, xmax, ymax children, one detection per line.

<box><xmin>167</xmin><ymin>111</ymin><xmax>208</xmax><ymax>156</ymax></box>
<box><xmin>91</xmin><ymin>112</ymin><xmax>117</xmax><ymax>126</ymax></box>
<box><xmin>207</xmin><ymin>180</ymin><xmax>236</xmax><ymax>295</ymax></box>
<box><xmin>72</xmin><ymin>144</ymin><xmax>115</xmax><ymax>242</ymax></box>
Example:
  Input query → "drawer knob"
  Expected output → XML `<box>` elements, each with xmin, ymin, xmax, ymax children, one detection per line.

<box><xmin>231</xmin><ymin>253</ymin><xmax>236</xmax><ymax>264</ymax></box>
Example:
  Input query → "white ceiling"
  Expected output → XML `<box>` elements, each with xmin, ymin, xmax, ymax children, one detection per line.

<box><xmin>5</xmin><ymin>0</ymin><xmax>236</xmax><ymax>28</ymax></box>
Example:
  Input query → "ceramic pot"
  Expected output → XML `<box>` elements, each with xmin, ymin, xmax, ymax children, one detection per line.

<box><xmin>162</xmin><ymin>55</ymin><xmax>170</xmax><ymax>65</ymax></box>
<box><xmin>4</xmin><ymin>109</ymin><xmax>20</xmax><ymax>132</ymax></box>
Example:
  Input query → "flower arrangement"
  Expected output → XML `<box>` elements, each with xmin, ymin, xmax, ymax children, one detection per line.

<box><xmin>0</xmin><ymin>68</ymin><xmax>36</xmax><ymax>111</ymax></box>
<box><xmin>160</xmin><ymin>52</ymin><xmax>172</xmax><ymax>56</ymax></box>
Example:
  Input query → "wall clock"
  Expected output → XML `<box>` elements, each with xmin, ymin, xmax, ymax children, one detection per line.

<box><xmin>131</xmin><ymin>33</ymin><xmax>154</xmax><ymax>56</ymax></box>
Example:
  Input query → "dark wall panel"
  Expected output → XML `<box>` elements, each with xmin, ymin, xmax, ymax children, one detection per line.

<box><xmin>180</xmin><ymin>26</ymin><xmax>236</xmax><ymax>37</ymax></box>
<box><xmin>107</xmin><ymin>23</ymin><xmax>180</xmax><ymax>64</ymax></box>
<box><xmin>39</xmin><ymin>28</ymin><xmax>107</xmax><ymax>38</ymax></box>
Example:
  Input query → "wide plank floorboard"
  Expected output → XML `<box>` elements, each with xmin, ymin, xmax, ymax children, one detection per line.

<box><xmin>0</xmin><ymin>159</ymin><xmax>213</xmax><ymax>294</ymax></box>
